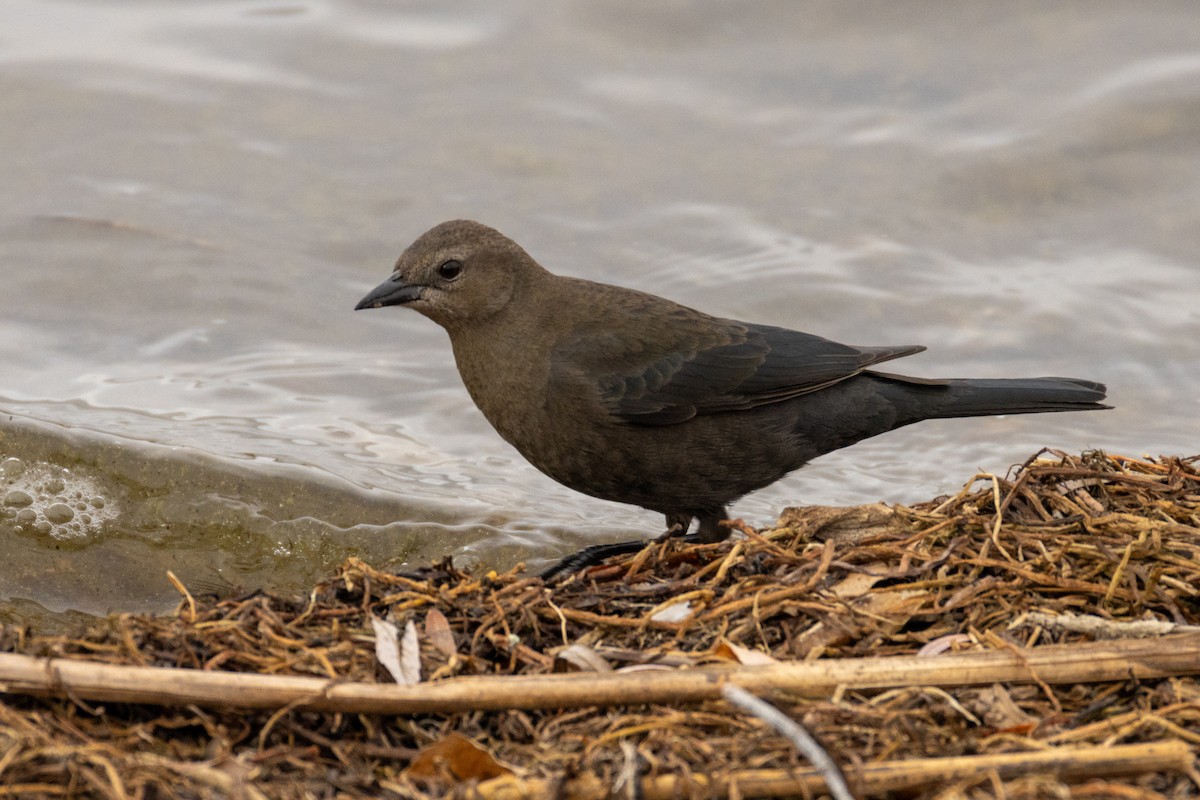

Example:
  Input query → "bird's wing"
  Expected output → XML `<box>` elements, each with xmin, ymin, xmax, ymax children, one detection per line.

<box><xmin>574</xmin><ymin>322</ymin><xmax>924</xmax><ymax>426</ymax></box>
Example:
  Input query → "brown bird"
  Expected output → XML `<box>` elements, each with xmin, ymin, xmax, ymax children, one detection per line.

<box><xmin>356</xmin><ymin>220</ymin><xmax>1108</xmax><ymax>551</ymax></box>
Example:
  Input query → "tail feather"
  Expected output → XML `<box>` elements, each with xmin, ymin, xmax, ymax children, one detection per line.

<box><xmin>873</xmin><ymin>373</ymin><xmax>1110</xmax><ymax>418</ymax></box>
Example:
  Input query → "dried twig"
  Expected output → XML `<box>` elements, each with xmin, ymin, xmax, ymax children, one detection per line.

<box><xmin>721</xmin><ymin>683</ymin><xmax>854</xmax><ymax>800</ymax></box>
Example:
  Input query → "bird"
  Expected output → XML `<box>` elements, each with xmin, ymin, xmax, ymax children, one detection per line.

<box><xmin>356</xmin><ymin>219</ymin><xmax>1109</xmax><ymax>554</ymax></box>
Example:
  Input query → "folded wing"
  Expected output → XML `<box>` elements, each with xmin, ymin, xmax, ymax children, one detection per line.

<box><xmin>587</xmin><ymin>322</ymin><xmax>925</xmax><ymax>425</ymax></box>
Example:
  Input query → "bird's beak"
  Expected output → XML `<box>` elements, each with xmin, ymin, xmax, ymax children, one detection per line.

<box><xmin>355</xmin><ymin>273</ymin><xmax>423</xmax><ymax>310</ymax></box>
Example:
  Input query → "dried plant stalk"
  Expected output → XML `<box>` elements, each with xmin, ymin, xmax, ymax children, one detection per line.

<box><xmin>3</xmin><ymin>633</ymin><xmax>1198</xmax><ymax>715</ymax></box>
<box><xmin>468</xmin><ymin>741</ymin><xmax>1194</xmax><ymax>799</ymax></box>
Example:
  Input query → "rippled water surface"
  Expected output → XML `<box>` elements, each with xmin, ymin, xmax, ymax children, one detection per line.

<box><xmin>2</xmin><ymin>2</ymin><xmax>1198</xmax><ymax>621</ymax></box>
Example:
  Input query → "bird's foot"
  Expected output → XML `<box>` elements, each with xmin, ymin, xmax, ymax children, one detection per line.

<box><xmin>539</xmin><ymin>514</ymin><xmax>736</xmax><ymax>581</ymax></box>
<box><xmin>538</xmin><ymin>539</ymin><xmax>650</xmax><ymax>580</ymax></box>
<box><xmin>659</xmin><ymin>514</ymin><xmax>692</xmax><ymax>541</ymax></box>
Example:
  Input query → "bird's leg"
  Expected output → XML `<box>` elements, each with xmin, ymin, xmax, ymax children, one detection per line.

<box><xmin>694</xmin><ymin>507</ymin><xmax>732</xmax><ymax>543</ymax></box>
<box><xmin>662</xmin><ymin>513</ymin><xmax>693</xmax><ymax>540</ymax></box>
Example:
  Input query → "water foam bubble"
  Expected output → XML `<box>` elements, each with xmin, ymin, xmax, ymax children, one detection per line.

<box><xmin>0</xmin><ymin>457</ymin><xmax>118</xmax><ymax>540</ymax></box>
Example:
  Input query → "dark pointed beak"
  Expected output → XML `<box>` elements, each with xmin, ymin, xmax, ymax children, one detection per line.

<box><xmin>355</xmin><ymin>273</ymin><xmax>423</xmax><ymax>310</ymax></box>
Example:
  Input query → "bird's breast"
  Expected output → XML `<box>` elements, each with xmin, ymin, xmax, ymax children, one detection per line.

<box><xmin>458</xmin><ymin>337</ymin><xmax>630</xmax><ymax>479</ymax></box>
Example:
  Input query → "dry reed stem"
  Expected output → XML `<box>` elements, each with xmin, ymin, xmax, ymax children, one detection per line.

<box><xmin>2</xmin><ymin>633</ymin><xmax>1199</xmax><ymax>714</ymax></box>
<box><xmin>467</xmin><ymin>740</ymin><xmax>1194</xmax><ymax>799</ymax></box>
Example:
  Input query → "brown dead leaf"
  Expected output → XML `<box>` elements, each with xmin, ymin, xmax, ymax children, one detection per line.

<box><xmin>962</xmin><ymin>684</ymin><xmax>1038</xmax><ymax>732</ymax></box>
<box><xmin>825</xmin><ymin>564</ymin><xmax>888</xmax><ymax>599</ymax></box>
<box><xmin>713</xmin><ymin>640</ymin><xmax>779</xmax><ymax>665</ymax></box>
<box><xmin>790</xmin><ymin>588</ymin><xmax>930</xmax><ymax>657</ymax></box>
<box><xmin>553</xmin><ymin>643</ymin><xmax>613</xmax><ymax>673</ymax></box>
<box><xmin>424</xmin><ymin>607</ymin><xmax>457</xmax><ymax>658</ymax></box>
<box><xmin>405</xmin><ymin>732</ymin><xmax>512</xmax><ymax>782</ymax></box>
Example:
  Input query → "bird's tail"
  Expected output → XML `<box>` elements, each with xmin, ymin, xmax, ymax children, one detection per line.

<box><xmin>871</xmin><ymin>373</ymin><xmax>1110</xmax><ymax>418</ymax></box>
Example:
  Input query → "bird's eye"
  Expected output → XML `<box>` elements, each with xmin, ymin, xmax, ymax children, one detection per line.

<box><xmin>437</xmin><ymin>260</ymin><xmax>463</xmax><ymax>281</ymax></box>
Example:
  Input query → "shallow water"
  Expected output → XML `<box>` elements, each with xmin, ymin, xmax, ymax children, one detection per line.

<box><xmin>2</xmin><ymin>2</ymin><xmax>1198</xmax><ymax>621</ymax></box>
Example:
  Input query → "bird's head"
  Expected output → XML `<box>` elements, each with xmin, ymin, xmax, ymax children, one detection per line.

<box><xmin>355</xmin><ymin>219</ymin><xmax>538</xmax><ymax>331</ymax></box>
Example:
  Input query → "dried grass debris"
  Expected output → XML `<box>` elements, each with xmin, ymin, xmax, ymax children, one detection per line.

<box><xmin>1</xmin><ymin>450</ymin><xmax>1198</xmax><ymax>798</ymax></box>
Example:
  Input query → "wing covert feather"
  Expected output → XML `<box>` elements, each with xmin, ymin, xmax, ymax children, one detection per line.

<box><xmin>560</xmin><ymin>321</ymin><xmax>925</xmax><ymax>426</ymax></box>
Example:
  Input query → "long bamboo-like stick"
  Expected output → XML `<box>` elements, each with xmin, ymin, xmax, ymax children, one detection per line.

<box><xmin>466</xmin><ymin>741</ymin><xmax>1195</xmax><ymax>800</ymax></box>
<box><xmin>1</xmin><ymin>633</ymin><xmax>1197</xmax><ymax>716</ymax></box>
